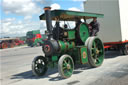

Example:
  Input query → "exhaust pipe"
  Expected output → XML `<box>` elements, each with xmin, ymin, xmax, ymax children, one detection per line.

<box><xmin>44</xmin><ymin>7</ymin><xmax>53</xmax><ymax>40</ymax></box>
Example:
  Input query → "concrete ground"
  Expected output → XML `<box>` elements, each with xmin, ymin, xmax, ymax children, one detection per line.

<box><xmin>0</xmin><ymin>46</ymin><xmax>128</xmax><ymax>85</ymax></box>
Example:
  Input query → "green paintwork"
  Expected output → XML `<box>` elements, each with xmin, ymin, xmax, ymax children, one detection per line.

<box><xmin>80</xmin><ymin>46</ymin><xmax>88</xmax><ymax>64</ymax></box>
<box><xmin>27</xmin><ymin>30</ymin><xmax>40</xmax><ymax>35</ymax></box>
<box><xmin>73</xmin><ymin>47</ymin><xmax>81</xmax><ymax>64</ymax></box>
<box><xmin>67</xmin><ymin>42</ymin><xmax>74</xmax><ymax>49</ymax></box>
<box><xmin>58</xmin><ymin>41</ymin><xmax>66</xmax><ymax>52</ymax></box>
<box><xmin>40</xmin><ymin>10</ymin><xmax>104</xmax><ymax>21</ymax></box>
<box><xmin>62</xmin><ymin>57</ymin><xmax>73</xmax><ymax>77</ymax></box>
<box><xmin>67</xmin><ymin>30</ymin><xmax>75</xmax><ymax>40</ymax></box>
<box><xmin>58</xmin><ymin>41</ymin><xmax>75</xmax><ymax>53</ymax></box>
<box><xmin>52</xmin><ymin>56</ymin><xmax>58</xmax><ymax>62</ymax></box>
<box><xmin>73</xmin><ymin>46</ymin><xmax>88</xmax><ymax>64</ymax></box>
<box><xmin>79</xmin><ymin>23</ymin><xmax>89</xmax><ymax>43</ymax></box>
<box><xmin>33</xmin><ymin>38</ymin><xmax>44</xmax><ymax>46</ymax></box>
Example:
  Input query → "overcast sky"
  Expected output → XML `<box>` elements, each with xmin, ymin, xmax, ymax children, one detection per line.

<box><xmin>0</xmin><ymin>0</ymin><xmax>86</xmax><ymax>38</ymax></box>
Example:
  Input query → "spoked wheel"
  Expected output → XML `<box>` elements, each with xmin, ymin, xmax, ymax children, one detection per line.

<box><xmin>9</xmin><ymin>43</ymin><xmax>15</xmax><ymax>48</ymax></box>
<box><xmin>85</xmin><ymin>37</ymin><xmax>91</xmax><ymax>46</ymax></box>
<box><xmin>58</xmin><ymin>54</ymin><xmax>74</xmax><ymax>78</ymax></box>
<box><xmin>2</xmin><ymin>43</ymin><xmax>8</xmax><ymax>49</ymax></box>
<box><xmin>32</xmin><ymin>56</ymin><xmax>48</xmax><ymax>76</ymax></box>
<box><xmin>87</xmin><ymin>37</ymin><xmax>104</xmax><ymax>67</ymax></box>
<box><xmin>123</xmin><ymin>43</ymin><xmax>128</xmax><ymax>55</ymax></box>
<box><xmin>120</xmin><ymin>43</ymin><xmax>128</xmax><ymax>55</ymax></box>
<box><xmin>119</xmin><ymin>45</ymin><xmax>124</xmax><ymax>55</ymax></box>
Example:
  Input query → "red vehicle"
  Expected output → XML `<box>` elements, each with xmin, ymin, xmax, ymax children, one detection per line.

<box><xmin>104</xmin><ymin>41</ymin><xmax>128</xmax><ymax>55</ymax></box>
<box><xmin>0</xmin><ymin>38</ymin><xmax>24</xmax><ymax>49</ymax></box>
<box><xmin>15</xmin><ymin>39</ymin><xmax>24</xmax><ymax>45</ymax></box>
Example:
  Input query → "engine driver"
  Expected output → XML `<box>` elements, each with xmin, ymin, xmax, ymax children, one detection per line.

<box><xmin>89</xmin><ymin>17</ymin><xmax>100</xmax><ymax>36</ymax></box>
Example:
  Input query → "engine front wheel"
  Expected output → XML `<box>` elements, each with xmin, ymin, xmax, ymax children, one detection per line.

<box><xmin>58</xmin><ymin>54</ymin><xmax>74</xmax><ymax>78</ymax></box>
<box><xmin>32</xmin><ymin>56</ymin><xmax>48</xmax><ymax>76</ymax></box>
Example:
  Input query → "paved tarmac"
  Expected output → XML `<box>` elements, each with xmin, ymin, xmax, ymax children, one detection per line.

<box><xmin>0</xmin><ymin>46</ymin><xmax>128</xmax><ymax>85</ymax></box>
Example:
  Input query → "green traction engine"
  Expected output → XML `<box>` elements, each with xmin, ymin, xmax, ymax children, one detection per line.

<box><xmin>32</xmin><ymin>7</ymin><xmax>104</xmax><ymax>78</ymax></box>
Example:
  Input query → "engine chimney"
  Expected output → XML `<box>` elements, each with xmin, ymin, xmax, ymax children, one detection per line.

<box><xmin>44</xmin><ymin>7</ymin><xmax>53</xmax><ymax>40</ymax></box>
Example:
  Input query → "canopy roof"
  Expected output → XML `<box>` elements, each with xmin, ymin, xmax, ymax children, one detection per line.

<box><xmin>40</xmin><ymin>10</ymin><xmax>104</xmax><ymax>21</ymax></box>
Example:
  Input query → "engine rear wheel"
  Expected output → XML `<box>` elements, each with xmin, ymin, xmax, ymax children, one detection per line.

<box><xmin>32</xmin><ymin>56</ymin><xmax>48</xmax><ymax>76</ymax></box>
<box><xmin>85</xmin><ymin>37</ymin><xmax>91</xmax><ymax>46</ymax></box>
<box><xmin>58</xmin><ymin>54</ymin><xmax>74</xmax><ymax>78</ymax></box>
<box><xmin>87</xmin><ymin>37</ymin><xmax>104</xmax><ymax>67</ymax></box>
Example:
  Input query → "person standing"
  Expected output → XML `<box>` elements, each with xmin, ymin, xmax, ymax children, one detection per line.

<box><xmin>74</xmin><ymin>17</ymin><xmax>82</xmax><ymax>30</ymax></box>
<box><xmin>90</xmin><ymin>17</ymin><xmax>100</xmax><ymax>36</ymax></box>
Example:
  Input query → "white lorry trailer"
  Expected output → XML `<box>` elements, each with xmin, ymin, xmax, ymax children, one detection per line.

<box><xmin>84</xmin><ymin>0</ymin><xmax>128</xmax><ymax>55</ymax></box>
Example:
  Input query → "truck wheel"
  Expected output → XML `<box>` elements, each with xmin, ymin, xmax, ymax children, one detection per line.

<box><xmin>32</xmin><ymin>56</ymin><xmax>48</xmax><ymax>76</ymax></box>
<box><xmin>10</xmin><ymin>43</ymin><xmax>15</xmax><ymax>48</ymax></box>
<box><xmin>124</xmin><ymin>43</ymin><xmax>128</xmax><ymax>55</ymax></box>
<box><xmin>58</xmin><ymin>54</ymin><xmax>74</xmax><ymax>78</ymax></box>
<box><xmin>119</xmin><ymin>45</ymin><xmax>124</xmax><ymax>55</ymax></box>
<box><xmin>120</xmin><ymin>44</ymin><xmax>128</xmax><ymax>55</ymax></box>
<box><xmin>87</xmin><ymin>37</ymin><xmax>104</xmax><ymax>67</ymax></box>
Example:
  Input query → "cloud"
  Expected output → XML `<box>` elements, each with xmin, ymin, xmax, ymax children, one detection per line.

<box><xmin>1</xmin><ymin>18</ymin><xmax>46</xmax><ymax>38</ymax></box>
<box><xmin>2</xmin><ymin>0</ymin><xmax>41</xmax><ymax>16</ymax></box>
<box><xmin>68</xmin><ymin>7</ymin><xmax>80</xmax><ymax>11</ymax></box>
<box><xmin>51</xmin><ymin>3</ymin><xmax>61</xmax><ymax>10</ymax></box>
<box><xmin>24</xmin><ymin>16</ymin><xmax>32</xmax><ymax>20</ymax></box>
<box><xmin>35</xmin><ymin>0</ymin><xmax>52</xmax><ymax>6</ymax></box>
<box><xmin>2</xmin><ymin>18</ymin><xmax>16</xmax><ymax>23</ymax></box>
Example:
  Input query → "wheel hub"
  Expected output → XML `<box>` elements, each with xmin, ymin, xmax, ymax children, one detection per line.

<box><xmin>67</xmin><ymin>64</ymin><xmax>71</xmax><ymax>69</ymax></box>
<box><xmin>96</xmin><ymin>49</ymin><xmax>100</xmax><ymax>55</ymax></box>
<box><xmin>32</xmin><ymin>56</ymin><xmax>48</xmax><ymax>76</ymax></box>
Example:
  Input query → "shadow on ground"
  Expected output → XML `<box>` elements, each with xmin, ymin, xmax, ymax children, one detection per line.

<box><xmin>11</xmin><ymin>64</ymin><xmax>91</xmax><ymax>81</ymax></box>
<box><xmin>105</xmin><ymin>51</ymin><xmax>123</xmax><ymax>59</ymax></box>
<box><xmin>11</xmin><ymin>51</ymin><xmax>123</xmax><ymax>81</ymax></box>
<box><xmin>11</xmin><ymin>68</ymin><xmax>58</xmax><ymax>80</ymax></box>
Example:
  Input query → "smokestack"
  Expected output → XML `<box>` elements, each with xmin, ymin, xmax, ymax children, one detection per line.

<box><xmin>44</xmin><ymin>7</ymin><xmax>53</xmax><ymax>40</ymax></box>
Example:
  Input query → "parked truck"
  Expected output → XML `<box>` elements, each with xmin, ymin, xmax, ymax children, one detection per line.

<box><xmin>26</xmin><ymin>30</ymin><xmax>44</xmax><ymax>47</ymax></box>
<box><xmin>84</xmin><ymin>0</ymin><xmax>128</xmax><ymax>55</ymax></box>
